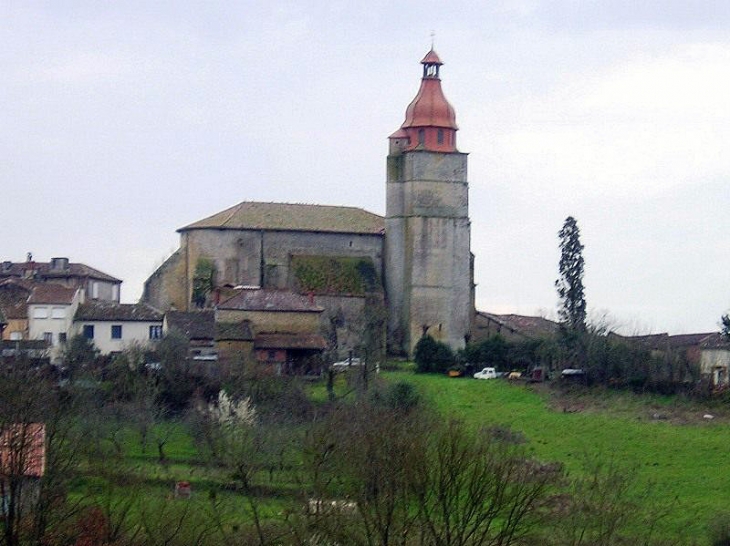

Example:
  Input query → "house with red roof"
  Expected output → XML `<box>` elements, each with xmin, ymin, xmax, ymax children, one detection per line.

<box><xmin>216</xmin><ymin>288</ymin><xmax>327</xmax><ymax>374</ymax></box>
<box><xmin>0</xmin><ymin>255</ymin><xmax>121</xmax><ymax>303</ymax></box>
<box><xmin>0</xmin><ymin>423</ymin><xmax>46</xmax><ymax>518</ymax></box>
<box><xmin>27</xmin><ymin>284</ymin><xmax>84</xmax><ymax>362</ymax></box>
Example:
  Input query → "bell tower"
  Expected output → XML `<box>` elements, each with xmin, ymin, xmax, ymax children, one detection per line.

<box><xmin>385</xmin><ymin>49</ymin><xmax>474</xmax><ymax>356</ymax></box>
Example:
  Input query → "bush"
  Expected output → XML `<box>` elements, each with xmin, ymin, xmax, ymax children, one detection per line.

<box><xmin>414</xmin><ymin>335</ymin><xmax>454</xmax><ymax>373</ymax></box>
<box><xmin>370</xmin><ymin>381</ymin><xmax>420</xmax><ymax>412</ymax></box>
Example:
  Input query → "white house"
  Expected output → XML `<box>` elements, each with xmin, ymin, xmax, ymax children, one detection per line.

<box><xmin>73</xmin><ymin>301</ymin><xmax>163</xmax><ymax>355</ymax></box>
<box><xmin>699</xmin><ymin>334</ymin><xmax>730</xmax><ymax>387</ymax></box>
<box><xmin>27</xmin><ymin>284</ymin><xmax>84</xmax><ymax>362</ymax></box>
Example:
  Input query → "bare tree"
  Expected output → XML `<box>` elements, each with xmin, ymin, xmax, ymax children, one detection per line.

<box><xmin>412</xmin><ymin>420</ymin><xmax>560</xmax><ymax>546</ymax></box>
<box><xmin>0</xmin><ymin>360</ymin><xmax>86</xmax><ymax>546</ymax></box>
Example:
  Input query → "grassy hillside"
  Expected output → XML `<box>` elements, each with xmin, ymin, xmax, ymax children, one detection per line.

<box><xmin>389</xmin><ymin>371</ymin><xmax>729</xmax><ymax>541</ymax></box>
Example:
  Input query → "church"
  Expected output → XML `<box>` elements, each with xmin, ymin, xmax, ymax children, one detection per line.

<box><xmin>142</xmin><ymin>49</ymin><xmax>474</xmax><ymax>360</ymax></box>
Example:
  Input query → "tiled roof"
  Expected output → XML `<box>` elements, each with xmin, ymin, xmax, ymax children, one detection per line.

<box><xmin>626</xmin><ymin>332</ymin><xmax>730</xmax><ymax>350</ymax></box>
<box><xmin>477</xmin><ymin>312</ymin><xmax>559</xmax><ymax>339</ymax></box>
<box><xmin>74</xmin><ymin>302</ymin><xmax>163</xmax><ymax>322</ymax></box>
<box><xmin>218</xmin><ymin>288</ymin><xmax>324</xmax><ymax>313</ymax></box>
<box><xmin>621</xmin><ymin>333</ymin><xmax>669</xmax><ymax>350</ymax></box>
<box><xmin>216</xmin><ymin>321</ymin><xmax>255</xmax><ymax>341</ymax></box>
<box><xmin>255</xmin><ymin>333</ymin><xmax>327</xmax><ymax>350</ymax></box>
<box><xmin>180</xmin><ymin>201</ymin><xmax>385</xmax><ymax>236</ymax></box>
<box><xmin>701</xmin><ymin>333</ymin><xmax>730</xmax><ymax>349</ymax></box>
<box><xmin>166</xmin><ymin>310</ymin><xmax>215</xmax><ymax>340</ymax></box>
<box><xmin>0</xmin><ymin>423</ymin><xmax>45</xmax><ymax>478</ymax></box>
<box><xmin>0</xmin><ymin>280</ymin><xmax>38</xmax><ymax>319</ymax></box>
<box><xmin>28</xmin><ymin>285</ymin><xmax>78</xmax><ymax>305</ymax></box>
<box><xmin>669</xmin><ymin>332</ymin><xmax>729</xmax><ymax>349</ymax></box>
<box><xmin>0</xmin><ymin>260</ymin><xmax>121</xmax><ymax>283</ymax></box>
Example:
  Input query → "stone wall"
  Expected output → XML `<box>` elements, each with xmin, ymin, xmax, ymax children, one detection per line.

<box><xmin>216</xmin><ymin>308</ymin><xmax>321</xmax><ymax>334</ymax></box>
<box><xmin>385</xmin><ymin>150</ymin><xmax>472</xmax><ymax>355</ymax></box>
<box><xmin>187</xmin><ymin>229</ymin><xmax>384</xmax><ymax>293</ymax></box>
<box><xmin>314</xmin><ymin>294</ymin><xmax>367</xmax><ymax>360</ymax></box>
<box><xmin>142</xmin><ymin>249</ymin><xmax>187</xmax><ymax>311</ymax></box>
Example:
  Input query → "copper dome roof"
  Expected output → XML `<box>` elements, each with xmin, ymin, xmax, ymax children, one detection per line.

<box><xmin>400</xmin><ymin>49</ymin><xmax>457</xmax><ymax>131</ymax></box>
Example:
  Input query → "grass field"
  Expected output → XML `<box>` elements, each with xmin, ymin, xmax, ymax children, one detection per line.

<box><xmin>65</xmin><ymin>370</ymin><xmax>730</xmax><ymax>543</ymax></box>
<box><xmin>391</xmin><ymin>371</ymin><xmax>729</xmax><ymax>541</ymax></box>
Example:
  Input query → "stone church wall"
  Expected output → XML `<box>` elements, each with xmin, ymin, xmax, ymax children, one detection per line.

<box><xmin>262</xmin><ymin>231</ymin><xmax>383</xmax><ymax>290</ymax></box>
<box><xmin>385</xmin><ymin>150</ymin><xmax>472</xmax><ymax>355</ymax></box>
<box><xmin>142</xmin><ymin>249</ymin><xmax>187</xmax><ymax>311</ymax></box>
<box><xmin>314</xmin><ymin>294</ymin><xmax>367</xmax><ymax>360</ymax></box>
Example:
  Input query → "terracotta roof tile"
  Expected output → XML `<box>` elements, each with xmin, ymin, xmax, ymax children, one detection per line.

<box><xmin>28</xmin><ymin>285</ymin><xmax>79</xmax><ymax>305</ymax></box>
<box><xmin>254</xmin><ymin>333</ymin><xmax>327</xmax><ymax>350</ymax></box>
<box><xmin>180</xmin><ymin>201</ymin><xmax>384</xmax><ymax>236</ymax></box>
<box><xmin>668</xmin><ymin>332</ymin><xmax>725</xmax><ymax>348</ymax></box>
<box><xmin>0</xmin><ymin>279</ymin><xmax>34</xmax><ymax>320</ymax></box>
<box><xmin>75</xmin><ymin>302</ymin><xmax>163</xmax><ymax>322</ymax></box>
<box><xmin>166</xmin><ymin>310</ymin><xmax>215</xmax><ymax>340</ymax></box>
<box><xmin>0</xmin><ymin>423</ymin><xmax>45</xmax><ymax>478</ymax></box>
<box><xmin>218</xmin><ymin>288</ymin><xmax>323</xmax><ymax>313</ymax></box>
<box><xmin>626</xmin><ymin>332</ymin><xmax>730</xmax><ymax>350</ymax></box>
<box><xmin>0</xmin><ymin>260</ymin><xmax>121</xmax><ymax>283</ymax></box>
<box><xmin>421</xmin><ymin>49</ymin><xmax>443</xmax><ymax>65</ymax></box>
<box><xmin>478</xmin><ymin>312</ymin><xmax>558</xmax><ymax>339</ymax></box>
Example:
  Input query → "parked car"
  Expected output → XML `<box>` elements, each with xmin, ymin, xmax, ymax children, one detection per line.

<box><xmin>474</xmin><ymin>367</ymin><xmax>497</xmax><ymax>380</ymax></box>
<box><xmin>332</xmin><ymin>358</ymin><xmax>362</xmax><ymax>371</ymax></box>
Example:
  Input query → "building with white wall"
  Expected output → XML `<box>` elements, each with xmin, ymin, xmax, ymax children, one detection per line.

<box><xmin>27</xmin><ymin>284</ymin><xmax>84</xmax><ymax>362</ymax></box>
<box><xmin>73</xmin><ymin>302</ymin><xmax>163</xmax><ymax>355</ymax></box>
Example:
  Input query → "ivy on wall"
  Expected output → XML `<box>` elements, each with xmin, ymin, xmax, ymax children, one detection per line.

<box><xmin>291</xmin><ymin>256</ymin><xmax>379</xmax><ymax>296</ymax></box>
<box><xmin>192</xmin><ymin>257</ymin><xmax>216</xmax><ymax>308</ymax></box>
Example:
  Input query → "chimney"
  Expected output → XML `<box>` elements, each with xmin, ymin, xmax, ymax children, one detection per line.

<box><xmin>23</xmin><ymin>252</ymin><xmax>36</xmax><ymax>279</ymax></box>
<box><xmin>308</xmin><ymin>291</ymin><xmax>315</xmax><ymax>305</ymax></box>
<box><xmin>51</xmin><ymin>257</ymin><xmax>69</xmax><ymax>271</ymax></box>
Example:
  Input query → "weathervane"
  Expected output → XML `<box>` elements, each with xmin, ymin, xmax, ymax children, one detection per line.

<box><xmin>430</xmin><ymin>30</ymin><xmax>435</xmax><ymax>49</ymax></box>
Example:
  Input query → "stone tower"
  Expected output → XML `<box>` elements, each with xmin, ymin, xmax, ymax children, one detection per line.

<box><xmin>385</xmin><ymin>49</ymin><xmax>474</xmax><ymax>356</ymax></box>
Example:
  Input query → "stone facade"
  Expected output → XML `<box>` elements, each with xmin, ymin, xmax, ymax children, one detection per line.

<box><xmin>385</xmin><ymin>150</ymin><xmax>473</xmax><ymax>355</ymax></box>
<box><xmin>142</xmin><ymin>49</ymin><xmax>475</xmax><ymax>359</ymax></box>
<box><xmin>144</xmin><ymin>217</ymin><xmax>383</xmax><ymax>313</ymax></box>
<box><xmin>384</xmin><ymin>49</ymin><xmax>474</xmax><ymax>355</ymax></box>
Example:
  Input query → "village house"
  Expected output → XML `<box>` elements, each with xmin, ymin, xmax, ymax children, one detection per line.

<box><xmin>664</xmin><ymin>333</ymin><xmax>730</xmax><ymax>387</ymax></box>
<box><xmin>26</xmin><ymin>284</ymin><xmax>84</xmax><ymax>362</ymax></box>
<box><xmin>0</xmin><ymin>423</ymin><xmax>46</xmax><ymax>519</ymax></box>
<box><xmin>216</xmin><ymin>288</ymin><xmax>327</xmax><ymax>374</ymax></box>
<box><xmin>72</xmin><ymin>301</ymin><xmax>164</xmax><ymax>356</ymax></box>
<box><xmin>164</xmin><ymin>310</ymin><xmax>217</xmax><ymax>361</ymax></box>
<box><xmin>473</xmin><ymin>312</ymin><xmax>559</xmax><ymax>343</ymax></box>
<box><xmin>0</xmin><ymin>256</ymin><xmax>121</xmax><ymax>303</ymax></box>
<box><xmin>0</xmin><ymin>278</ymin><xmax>36</xmax><ymax>341</ymax></box>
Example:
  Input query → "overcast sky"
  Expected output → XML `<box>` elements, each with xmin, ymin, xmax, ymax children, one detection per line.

<box><xmin>3</xmin><ymin>1</ymin><xmax>729</xmax><ymax>335</ymax></box>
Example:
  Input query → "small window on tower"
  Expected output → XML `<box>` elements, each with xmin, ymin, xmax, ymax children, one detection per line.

<box><xmin>418</xmin><ymin>129</ymin><xmax>425</xmax><ymax>145</ymax></box>
<box><xmin>437</xmin><ymin>129</ymin><xmax>444</xmax><ymax>144</ymax></box>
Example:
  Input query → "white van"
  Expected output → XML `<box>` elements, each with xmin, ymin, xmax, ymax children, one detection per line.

<box><xmin>474</xmin><ymin>367</ymin><xmax>497</xmax><ymax>380</ymax></box>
